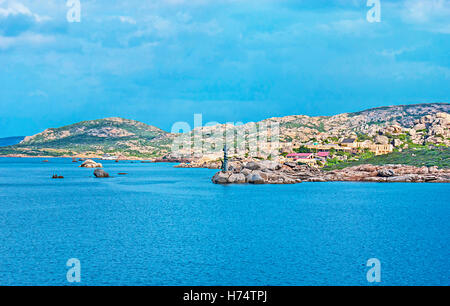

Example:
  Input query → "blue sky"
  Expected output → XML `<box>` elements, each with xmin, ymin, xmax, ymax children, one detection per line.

<box><xmin>0</xmin><ymin>0</ymin><xmax>449</xmax><ymax>136</ymax></box>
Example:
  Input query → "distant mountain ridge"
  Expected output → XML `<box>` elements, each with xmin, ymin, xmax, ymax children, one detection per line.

<box><xmin>0</xmin><ymin>136</ymin><xmax>25</xmax><ymax>147</ymax></box>
<box><xmin>0</xmin><ymin>103</ymin><xmax>448</xmax><ymax>158</ymax></box>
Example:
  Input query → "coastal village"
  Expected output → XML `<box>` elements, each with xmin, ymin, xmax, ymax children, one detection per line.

<box><xmin>176</xmin><ymin>110</ymin><xmax>450</xmax><ymax>169</ymax></box>
<box><xmin>178</xmin><ymin>136</ymin><xmax>395</xmax><ymax>168</ymax></box>
<box><xmin>281</xmin><ymin>137</ymin><xmax>394</xmax><ymax>167</ymax></box>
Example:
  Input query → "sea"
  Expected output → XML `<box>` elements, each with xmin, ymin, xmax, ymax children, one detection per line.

<box><xmin>0</xmin><ymin>157</ymin><xmax>448</xmax><ymax>285</ymax></box>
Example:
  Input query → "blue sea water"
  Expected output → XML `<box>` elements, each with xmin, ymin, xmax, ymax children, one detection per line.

<box><xmin>0</xmin><ymin>157</ymin><xmax>448</xmax><ymax>286</ymax></box>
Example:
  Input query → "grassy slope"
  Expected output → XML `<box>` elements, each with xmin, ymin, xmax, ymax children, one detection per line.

<box><xmin>0</xmin><ymin>118</ymin><xmax>172</xmax><ymax>158</ymax></box>
<box><xmin>323</xmin><ymin>148</ymin><xmax>450</xmax><ymax>170</ymax></box>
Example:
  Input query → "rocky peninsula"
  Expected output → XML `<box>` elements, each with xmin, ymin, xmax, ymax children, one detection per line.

<box><xmin>212</xmin><ymin>160</ymin><xmax>450</xmax><ymax>184</ymax></box>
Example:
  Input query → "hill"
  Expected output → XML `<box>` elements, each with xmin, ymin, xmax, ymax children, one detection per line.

<box><xmin>323</xmin><ymin>148</ymin><xmax>450</xmax><ymax>170</ymax></box>
<box><xmin>0</xmin><ymin>118</ymin><xmax>174</xmax><ymax>158</ymax></box>
<box><xmin>170</xmin><ymin>103</ymin><xmax>449</xmax><ymax>158</ymax></box>
<box><xmin>0</xmin><ymin>103</ymin><xmax>448</xmax><ymax>161</ymax></box>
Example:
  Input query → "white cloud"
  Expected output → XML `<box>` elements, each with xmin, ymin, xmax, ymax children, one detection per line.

<box><xmin>0</xmin><ymin>0</ymin><xmax>51</xmax><ymax>22</ymax></box>
<box><xmin>29</xmin><ymin>90</ymin><xmax>48</xmax><ymax>98</ymax></box>
<box><xmin>401</xmin><ymin>0</ymin><xmax>450</xmax><ymax>33</ymax></box>
<box><xmin>403</xmin><ymin>0</ymin><xmax>449</xmax><ymax>22</ymax></box>
<box><xmin>0</xmin><ymin>32</ymin><xmax>54</xmax><ymax>49</ymax></box>
<box><xmin>317</xmin><ymin>18</ymin><xmax>370</xmax><ymax>36</ymax></box>
<box><xmin>378</xmin><ymin>46</ymin><xmax>417</xmax><ymax>58</ymax></box>
<box><xmin>119</xmin><ymin>16</ymin><xmax>137</xmax><ymax>25</ymax></box>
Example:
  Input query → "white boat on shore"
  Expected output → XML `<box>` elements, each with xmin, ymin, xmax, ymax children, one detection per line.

<box><xmin>101</xmin><ymin>154</ymin><xmax>119</xmax><ymax>160</ymax></box>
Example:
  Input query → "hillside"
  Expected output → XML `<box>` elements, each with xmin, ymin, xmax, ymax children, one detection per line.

<box><xmin>0</xmin><ymin>103</ymin><xmax>448</xmax><ymax>160</ymax></box>
<box><xmin>0</xmin><ymin>118</ymin><xmax>174</xmax><ymax>158</ymax></box>
<box><xmin>323</xmin><ymin>148</ymin><xmax>450</xmax><ymax>170</ymax></box>
<box><xmin>170</xmin><ymin>103</ymin><xmax>450</xmax><ymax>158</ymax></box>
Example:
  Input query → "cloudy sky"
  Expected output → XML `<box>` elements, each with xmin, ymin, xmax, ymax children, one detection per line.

<box><xmin>0</xmin><ymin>0</ymin><xmax>449</xmax><ymax>136</ymax></box>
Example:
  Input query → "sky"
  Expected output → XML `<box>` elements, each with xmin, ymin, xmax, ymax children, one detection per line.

<box><xmin>0</xmin><ymin>0</ymin><xmax>449</xmax><ymax>136</ymax></box>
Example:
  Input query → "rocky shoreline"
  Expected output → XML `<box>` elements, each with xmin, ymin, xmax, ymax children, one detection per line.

<box><xmin>212</xmin><ymin>161</ymin><xmax>450</xmax><ymax>184</ymax></box>
<box><xmin>2</xmin><ymin>155</ymin><xmax>448</xmax><ymax>184</ymax></box>
<box><xmin>0</xmin><ymin>155</ymin><xmax>192</xmax><ymax>163</ymax></box>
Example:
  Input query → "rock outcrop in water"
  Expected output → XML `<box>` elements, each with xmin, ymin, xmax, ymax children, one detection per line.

<box><xmin>212</xmin><ymin>160</ymin><xmax>301</xmax><ymax>184</ymax></box>
<box><xmin>80</xmin><ymin>159</ymin><xmax>103</xmax><ymax>168</ymax></box>
<box><xmin>212</xmin><ymin>161</ymin><xmax>450</xmax><ymax>184</ymax></box>
<box><xmin>319</xmin><ymin>164</ymin><xmax>450</xmax><ymax>183</ymax></box>
<box><xmin>94</xmin><ymin>169</ymin><xmax>109</xmax><ymax>178</ymax></box>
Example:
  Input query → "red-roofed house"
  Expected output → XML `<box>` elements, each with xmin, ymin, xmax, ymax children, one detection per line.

<box><xmin>316</xmin><ymin>152</ymin><xmax>330</xmax><ymax>158</ymax></box>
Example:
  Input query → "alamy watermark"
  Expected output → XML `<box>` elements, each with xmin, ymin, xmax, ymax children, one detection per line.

<box><xmin>66</xmin><ymin>258</ymin><xmax>81</xmax><ymax>283</ymax></box>
<box><xmin>67</xmin><ymin>0</ymin><xmax>81</xmax><ymax>23</ymax></box>
<box><xmin>170</xmin><ymin>114</ymin><xmax>280</xmax><ymax>160</ymax></box>
<box><xmin>366</xmin><ymin>258</ymin><xmax>381</xmax><ymax>283</ymax></box>
<box><xmin>367</xmin><ymin>0</ymin><xmax>381</xmax><ymax>23</ymax></box>
<box><xmin>65</xmin><ymin>1</ymin><xmax>380</xmax><ymax>24</ymax></box>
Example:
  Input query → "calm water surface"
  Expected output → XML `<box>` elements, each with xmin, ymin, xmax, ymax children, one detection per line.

<box><xmin>0</xmin><ymin>158</ymin><xmax>448</xmax><ymax>285</ymax></box>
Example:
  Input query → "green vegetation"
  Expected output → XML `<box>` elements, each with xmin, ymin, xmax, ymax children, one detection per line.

<box><xmin>358</xmin><ymin>149</ymin><xmax>375</xmax><ymax>160</ymax></box>
<box><xmin>397</xmin><ymin>134</ymin><xmax>407</xmax><ymax>141</ymax></box>
<box><xmin>367</xmin><ymin>121</ymin><xmax>384</xmax><ymax>126</ymax></box>
<box><xmin>282</xmin><ymin>122</ymin><xmax>308</xmax><ymax>129</ymax></box>
<box><xmin>324</xmin><ymin>148</ymin><xmax>450</xmax><ymax>170</ymax></box>
<box><xmin>0</xmin><ymin>118</ymin><xmax>173</xmax><ymax>158</ymax></box>
<box><xmin>357</xmin><ymin>133</ymin><xmax>371</xmax><ymax>141</ymax></box>
<box><xmin>315</xmin><ymin>122</ymin><xmax>326</xmax><ymax>133</ymax></box>
<box><xmin>293</xmin><ymin>146</ymin><xmax>312</xmax><ymax>153</ymax></box>
<box><xmin>325</xmin><ymin>157</ymin><xmax>342</xmax><ymax>167</ymax></box>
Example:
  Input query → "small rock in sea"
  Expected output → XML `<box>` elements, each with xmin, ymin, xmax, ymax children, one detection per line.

<box><xmin>43</xmin><ymin>160</ymin><xmax>49</xmax><ymax>163</ymax></box>
<box><xmin>80</xmin><ymin>159</ymin><xmax>103</xmax><ymax>168</ymax></box>
<box><xmin>52</xmin><ymin>174</ymin><xmax>64</xmax><ymax>179</ymax></box>
<box><xmin>118</xmin><ymin>173</ymin><xmax>128</xmax><ymax>175</ymax></box>
<box><xmin>94</xmin><ymin>169</ymin><xmax>109</xmax><ymax>178</ymax></box>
